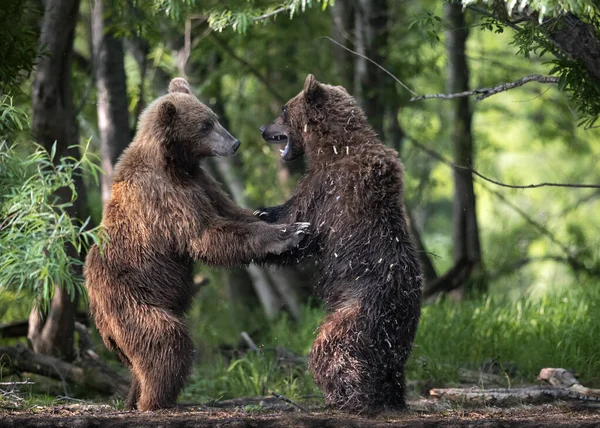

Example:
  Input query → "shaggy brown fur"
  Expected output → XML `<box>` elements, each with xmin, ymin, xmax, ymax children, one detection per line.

<box><xmin>85</xmin><ymin>78</ymin><xmax>308</xmax><ymax>412</ymax></box>
<box><xmin>257</xmin><ymin>74</ymin><xmax>423</xmax><ymax>413</ymax></box>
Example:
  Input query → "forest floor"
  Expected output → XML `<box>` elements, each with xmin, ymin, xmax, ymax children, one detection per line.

<box><xmin>1</xmin><ymin>397</ymin><xmax>599</xmax><ymax>427</ymax></box>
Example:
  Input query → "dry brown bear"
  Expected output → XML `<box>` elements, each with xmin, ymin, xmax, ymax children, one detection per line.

<box><xmin>256</xmin><ymin>74</ymin><xmax>423</xmax><ymax>413</ymax></box>
<box><xmin>85</xmin><ymin>78</ymin><xmax>309</xmax><ymax>411</ymax></box>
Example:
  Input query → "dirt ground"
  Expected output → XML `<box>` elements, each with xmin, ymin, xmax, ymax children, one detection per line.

<box><xmin>1</xmin><ymin>398</ymin><xmax>599</xmax><ymax>427</ymax></box>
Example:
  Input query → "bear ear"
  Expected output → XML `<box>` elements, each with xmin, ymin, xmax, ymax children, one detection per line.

<box><xmin>169</xmin><ymin>78</ymin><xmax>192</xmax><ymax>95</ymax></box>
<box><xmin>303</xmin><ymin>74</ymin><xmax>326</xmax><ymax>104</ymax></box>
<box><xmin>159</xmin><ymin>100</ymin><xmax>177</xmax><ymax>124</ymax></box>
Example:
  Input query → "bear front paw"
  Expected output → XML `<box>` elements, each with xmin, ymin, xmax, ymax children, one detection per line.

<box><xmin>266</xmin><ymin>222</ymin><xmax>310</xmax><ymax>254</ymax></box>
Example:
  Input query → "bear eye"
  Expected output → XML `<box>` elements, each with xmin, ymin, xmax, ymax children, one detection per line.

<box><xmin>281</xmin><ymin>106</ymin><xmax>287</xmax><ymax>119</ymax></box>
<box><xmin>201</xmin><ymin>121</ymin><xmax>213</xmax><ymax>132</ymax></box>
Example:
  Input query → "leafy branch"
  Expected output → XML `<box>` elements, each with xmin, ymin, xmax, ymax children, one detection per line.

<box><xmin>207</xmin><ymin>0</ymin><xmax>335</xmax><ymax>33</ymax></box>
<box><xmin>0</xmin><ymin>141</ymin><xmax>104</xmax><ymax>309</ymax></box>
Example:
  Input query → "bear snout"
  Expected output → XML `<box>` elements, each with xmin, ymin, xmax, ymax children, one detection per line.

<box><xmin>259</xmin><ymin>126</ymin><xmax>266</xmax><ymax>133</ymax></box>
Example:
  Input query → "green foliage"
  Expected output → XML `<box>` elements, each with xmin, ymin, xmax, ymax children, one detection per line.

<box><xmin>0</xmin><ymin>97</ymin><xmax>29</xmax><ymax>136</ymax></box>
<box><xmin>207</xmin><ymin>0</ymin><xmax>335</xmax><ymax>33</ymax></box>
<box><xmin>0</xmin><ymin>0</ymin><xmax>40</xmax><ymax>94</ymax></box>
<box><xmin>0</xmin><ymin>142</ymin><xmax>103</xmax><ymax>308</ymax></box>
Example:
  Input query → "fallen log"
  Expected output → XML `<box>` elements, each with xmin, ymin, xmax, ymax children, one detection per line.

<box><xmin>0</xmin><ymin>344</ymin><xmax>129</xmax><ymax>397</ymax></box>
<box><xmin>430</xmin><ymin>386</ymin><xmax>575</xmax><ymax>406</ymax></box>
<box><xmin>431</xmin><ymin>367</ymin><xmax>600</xmax><ymax>406</ymax></box>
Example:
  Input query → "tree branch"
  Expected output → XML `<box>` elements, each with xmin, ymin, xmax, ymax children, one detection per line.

<box><xmin>407</xmin><ymin>137</ymin><xmax>600</xmax><ymax>189</ymax></box>
<box><xmin>407</xmin><ymin>136</ymin><xmax>600</xmax><ymax>279</ymax></box>
<box><xmin>410</xmin><ymin>74</ymin><xmax>560</xmax><ymax>102</ymax></box>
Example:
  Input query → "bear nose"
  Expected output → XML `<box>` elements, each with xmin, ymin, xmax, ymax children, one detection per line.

<box><xmin>259</xmin><ymin>126</ymin><xmax>266</xmax><ymax>134</ymax></box>
<box><xmin>233</xmin><ymin>139</ymin><xmax>241</xmax><ymax>151</ymax></box>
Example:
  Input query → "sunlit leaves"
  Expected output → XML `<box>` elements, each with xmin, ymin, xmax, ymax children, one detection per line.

<box><xmin>207</xmin><ymin>0</ymin><xmax>335</xmax><ymax>33</ymax></box>
<box><xmin>0</xmin><ymin>141</ymin><xmax>104</xmax><ymax>310</ymax></box>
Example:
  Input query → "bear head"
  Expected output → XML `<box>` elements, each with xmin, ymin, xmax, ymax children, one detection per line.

<box><xmin>260</xmin><ymin>74</ymin><xmax>368</xmax><ymax>162</ymax></box>
<box><xmin>147</xmin><ymin>78</ymin><xmax>240</xmax><ymax>164</ymax></box>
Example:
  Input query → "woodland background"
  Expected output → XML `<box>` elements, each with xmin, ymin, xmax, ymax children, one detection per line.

<box><xmin>1</xmin><ymin>0</ymin><xmax>600</xmax><ymax>407</ymax></box>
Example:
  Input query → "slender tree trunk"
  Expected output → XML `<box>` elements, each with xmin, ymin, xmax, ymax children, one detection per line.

<box><xmin>445</xmin><ymin>1</ymin><xmax>485</xmax><ymax>296</ymax></box>
<box><xmin>30</xmin><ymin>0</ymin><xmax>84</xmax><ymax>361</ymax></box>
<box><xmin>91</xmin><ymin>0</ymin><xmax>130</xmax><ymax>206</ymax></box>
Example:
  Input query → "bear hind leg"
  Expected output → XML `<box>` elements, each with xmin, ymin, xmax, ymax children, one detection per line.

<box><xmin>309</xmin><ymin>302</ymin><xmax>383</xmax><ymax>414</ymax></box>
<box><xmin>134</xmin><ymin>319</ymin><xmax>194</xmax><ymax>411</ymax></box>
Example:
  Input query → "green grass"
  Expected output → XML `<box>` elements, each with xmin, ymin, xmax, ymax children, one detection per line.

<box><xmin>181</xmin><ymin>281</ymin><xmax>600</xmax><ymax>403</ymax></box>
<box><xmin>181</xmin><ymin>352</ymin><xmax>319</xmax><ymax>403</ymax></box>
<box><xmin>408</xmin><ymin>285</ymin><xmax>600</xmax><ymax>387</ymax></box>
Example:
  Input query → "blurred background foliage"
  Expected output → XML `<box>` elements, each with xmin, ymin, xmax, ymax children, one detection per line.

<box><xmin>1</xmin><ymin>0</ymin><xmax>600</xmax><ymax>404</ymax></box>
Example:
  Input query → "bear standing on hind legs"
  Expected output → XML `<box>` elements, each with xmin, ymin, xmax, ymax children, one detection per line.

<box><xmin>85</xmin><ymin>78</ymin><xmax>309</xmax><ymax>412</ymax></box>
<box><xmin>257</xmin><ymin>74</ymin><xmax>423</xmax><ymax>413</ymax></box>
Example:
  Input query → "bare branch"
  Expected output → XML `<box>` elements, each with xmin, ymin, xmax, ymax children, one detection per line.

<box><xmin>407</xmin><ymin>136</ymin><xmax>600</xmax><ymax>278</ymax></box>
<box><xmin>407</xmin><ymin>137</ymin><xmax>600</xmax><ymax>189</ymax></box>
<box><xmin>322</xmin><ymin>36</ymin><xmax>417</xmax><ymax>96</ymax></box>
<box><xmin>410</xmin><ymin>75</ymin><xmax>560</xmax><ymax>102</ymax></box>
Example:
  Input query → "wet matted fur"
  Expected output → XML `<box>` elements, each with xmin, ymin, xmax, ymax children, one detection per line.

<box><xmin>257</xmin><ymin>74</ymin><xmax>423</xmax><ymax>413</ymax></box>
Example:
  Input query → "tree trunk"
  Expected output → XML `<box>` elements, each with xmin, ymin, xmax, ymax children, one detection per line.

<box><xmin>30</xmin><ymin>0</ymin><xmax>85</xmax><ymax>361</ymax></box>
<box><xmin>91</xmin><ymin>0</ymin><xmax>131</xmax><ymax>206</ymax></box>
<box><xmin>445</xmin><ymin>1</ymin><xmax>485</xmax><ymax>297</ymax></box>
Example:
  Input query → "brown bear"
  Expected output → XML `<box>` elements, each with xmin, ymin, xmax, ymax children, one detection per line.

<box><xmin>256</xmin><ymin>74</ymin><xmax>423</xmax><ymax>413</ymax></box>
<box><xmin>85</xmin><ymin>78</ymin><xmax>309</xmax><ymax>411</ymax></box>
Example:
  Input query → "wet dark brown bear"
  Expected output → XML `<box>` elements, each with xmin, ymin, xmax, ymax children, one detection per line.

<box><xmin>257</xmin><ymin>74</ymin><xmax>423</xmax><ymax>413</ymax></box>
<box><xmin>85</xmin><ymin>78</ymin><xmax>309</xmax><ymax>412</ymax></box>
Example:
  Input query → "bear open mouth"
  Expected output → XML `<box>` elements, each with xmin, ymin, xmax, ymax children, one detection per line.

<box><xmin>264</xmin><ymin>134</ymin><xmax>290</xmax><ymax>158</ymax></box>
